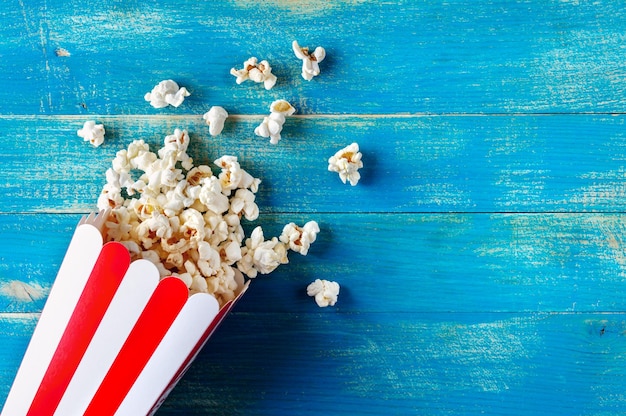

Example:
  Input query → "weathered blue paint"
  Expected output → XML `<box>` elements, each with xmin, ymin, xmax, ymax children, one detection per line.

<box><xmin>2</xmin><ymin>1</ymin><xmax>626</xmax><ymax>115</ymax></box>
<box><xmin>2</xmin><ymin>115</ymin><xmax>626</xmax><ymax>213</ymax></box>
<box><xmin>1</xmin><ymin>1</ymin><xmax>625</xmax><ymax>415</ymax></box>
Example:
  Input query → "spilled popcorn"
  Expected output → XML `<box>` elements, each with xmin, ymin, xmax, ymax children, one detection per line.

<box><xmin>97</xmin><ymin>129</ymin><xmax>319</xmax><ymax>306</ymax></box>
<box><xmin>77</xmin><ymin>121</ymin><xmax>105</xmax><ymax>147</ymax></box>
<box><xmin>254</xmin><ymin>99</ymin><xmax>296</xmax><ymax>145</ymax></box>
<box><xmin>328</xmin><ymin>142</ymin><xmax>363</xmax><ymax>186</ymax></box>
<box><xmin>230</xmin><ymin>57</ymin><xmax>277</xmax><ymax>90</ymax></box>
<box><xmin>292</xmin><ymin>40</ymin><xmax>326</xmax><ymax>81</ymax></box>
<box><xmin>144</xmin><ymin>80</ymin><xmax>190</xmax><ymax>108</ymax></box>
<box><xmin>306</xmin><ymin>279</ymin><xmax>340</xmax><ymax>307</ymax></box>
<box><xmin>203</xmin><ymin>106</ymin><xmax>229</xmax><ymax>136</ymax></box>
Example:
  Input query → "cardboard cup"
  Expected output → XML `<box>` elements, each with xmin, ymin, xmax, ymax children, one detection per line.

<box><xmin>2</xmin><ymin>223</ymin><xmax>247</xmax><ymax>416</ymax></box>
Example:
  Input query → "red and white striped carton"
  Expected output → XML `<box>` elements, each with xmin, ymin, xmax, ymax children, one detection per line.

<box><xmin>1</xmin><ymin>220</ymin><xmax>248</xmax><ymax>416</ymax></box>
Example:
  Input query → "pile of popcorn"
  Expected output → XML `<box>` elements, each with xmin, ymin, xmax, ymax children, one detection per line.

<box><xmin>88</xmin><ymin>40</ymin><xmax>355</xmax><ymax>307</ymax></box>
<box><xmin>97</xmin><ymin>129</ymin><xmax>319</xmax><ymax>307</ymax></box>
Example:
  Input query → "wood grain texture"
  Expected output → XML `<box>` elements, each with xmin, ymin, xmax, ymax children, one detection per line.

<box><xmin>2</xmin><ymin>114</ymin><xmax>626</xmax><ymax>213</ymax></box>
<box><xmin>1</xmin><ymin>212</ymin><xmax>625</xmax><ymax>315</ymax></box>
<box><xmin>1</xmin><ymin>0</ymin><xmax>625</xmax><ymax>414</ymax></box>
<box><xmin>2</xmin><ymin>0</ymin><xmax>626</xmax><ymax>115</ymax></box>
<box><xmin>2</xmin><ymin>312</ymin><xmax>626</xmax><ymax>415</ymax></box>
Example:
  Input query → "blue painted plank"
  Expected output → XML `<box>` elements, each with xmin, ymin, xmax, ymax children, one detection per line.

<box><xmin>2</xmin><ymin>1</ymin><xmax>626</xmax><ymax>414</ymax></box>
<box><xmin>0</xmin><ymin>314</ymin><xmax>38</xmax><ymax>403</ymax></box>
<box><xmin>1</xmin><ymin>312</ymin><xmax>625</xmax><ymax>415</ymax></box>
<box><xmin>1</xmin><ymin>212</ymin><xmax>625</xmax><ymax>314</ymax></box>
<box><xmin>161</xmin><ymin>312</ymin><xmax>626</xmax><ymax>416</ymax></box>
<box><xmin>2</xmin><ymin>114</ymin><xmax>626</xmax><ymax>214</ymax></box>
<box><xmin>2</xmin><ymin>1</ymin><xmax>626</xmax><ymax>115</ymax></box>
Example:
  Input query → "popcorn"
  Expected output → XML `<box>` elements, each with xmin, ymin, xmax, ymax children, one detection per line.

<box><xmin>196</xmin><ymin>240</ymin><xmax>221</xmax><ymax>276</ymax></box>
<box><xmin>229</xmin><ymin>189</ymin><xmax>259</xmax><ymax>221</ymax></box>
<box><xmin>98</xmin><ymin>131</ymin><xmax>319</xmax><ymax>307</ymax></box>
<box><xmin>144</xmin><ymin>80</ymin><xmax>190</xmax><ymax>108</ymax></box>
<box><xmin>230</xmin><ymin>57</ymin><xmax>277</xmax><ymax>90</ymax></box>
<box><xmin>77</xmin><ymin>121</ymin><xmax>105</xmax><ymax>147</ymax></box>
<box><xmin>199</xmin><ymin>176</ymin><xmax>230</xmax><ymax>214</ymax></box>
<box><xmin>254</xmin><ymin>99</ymin><xmax>296</xmax><ymax>145</ymax></box>
<box><xmin>220</xmin><ymin>240</ymin><xmax>243</xmax><ymax>265</ymax></box>
<box><xmin>97</xmin><ymin>182</ymin><xmax>124</xmax><ymax>210</ymax></box>
<box><xmin>160</xmin><ymin>128</ymin><xmax>193</xmax><ymax>170</ymax></box>
<box><xmin>237</xmin><ymin>226</ymin><xmax>288</xmax><ymax>278</ymax></box>
<box><xmin>306</xmin><ymin>279</ymin><xmax>340</xmax><ymax>307</ymax></box>
<box><xmin>279</xmin><ymin>221</ymin><xmax>320</xmax><ymax>255</ymax></box>
<box><xmin>136</xmin><ymin>213</ymin><xmax>172</xmax><ymax>248</ymax></box>
<box><xmin>328</xmin><ymin>142</ymin><xmax>363</xmax><ymax>186</ymax></box>
<box><xmin>292</xmin><ymin>40</ymin><xmax>326</xmax><ymax>81</ymax></box>
<box><xmin>214</xmin><ymin>155</ymin><xmax>261</xmax><ymax>194</ymax></box>
<box><xmin>202</xmin><ymin>106</ymin><xmax>229</xmax><ymax>136</ymax></box>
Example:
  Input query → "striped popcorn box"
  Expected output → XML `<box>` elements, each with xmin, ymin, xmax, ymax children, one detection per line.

<box><xmin>1</xmin><ymin>213</ymin><xmax>248</xmax><ymax>415</ymax></box>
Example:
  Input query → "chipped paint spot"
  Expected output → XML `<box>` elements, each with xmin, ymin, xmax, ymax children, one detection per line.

<box><xmin>403</xmin><ymin>183</ymin><xmax>474</xmax><ymax>209</ymax></box>
<box><xmin>335</xmin><ymin>316</ymin><xmax>541</xmax><ymax>399</ymax></box>
<box><xmin>55</xmin><ymin>47</ymin><xmax>71</xmax><ymax>57</ymax></box>
<box><xmin>567</xmin><ymin>168</ymin><xmax>626</xmax><ymax>208</ymax></box>
<box><xmin>433</xmin><ymin>318</ymin><xmax>539</xmax><ymax>392</ymax></box>
<box><xmin>529</xmin><ymin>25</ymin><xmax>626</xmax><ymax>111</ymax></box>
<box><xmin>233</xmin><ymin>0</ymin><xmax>368</xmax><ymax>14</ymax></box>
<box><xmin>0</xmin><ymin>280</ymin><xmax>47</xmax><ymax>302</ymax></box>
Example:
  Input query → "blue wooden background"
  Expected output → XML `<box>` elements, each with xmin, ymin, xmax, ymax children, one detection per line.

<box><xmin>2</xmin><ymin>1</ymin><xmax>626</xmax><ymax>414</ymax></box>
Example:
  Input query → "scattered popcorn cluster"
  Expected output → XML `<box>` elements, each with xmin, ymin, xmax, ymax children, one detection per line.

<box><xmin>97</xmin><ymin>129</ymin><xmax>320</xmax><ymax>307</ymax></box>
<box><xmin>87</xmin><ymin>41</ymin><xmax>351</xmax><ymax>307</ymax></box>
<box><xmin>77</xmin><ymin>120</ymin><xmax>106</xmax><ymax>147</ymax></box>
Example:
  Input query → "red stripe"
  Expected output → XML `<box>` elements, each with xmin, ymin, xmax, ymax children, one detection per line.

<box><xmin>84</xmin><ymin>277</ymin><xmax>188</xmax><ymax>415</ymax></box>
<box><xmin>26</xmin><ymin>242</ymin><xmax>130</xmax><ymax>416</ymax></box>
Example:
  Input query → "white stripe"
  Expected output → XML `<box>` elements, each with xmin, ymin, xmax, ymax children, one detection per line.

<box><xmin>54</xmin><ymin>259</ymin><xmax>160</xmax><ymax>415</ymax></box>
<box><xmin>115</xmin><ymin>293</ymin><xmax>220</xmax><ymax>416</ymax></box>
<box><xmin>1</xmin><ymin>224</ymin><xmax>103</xmax><ymax>416</ymax></box>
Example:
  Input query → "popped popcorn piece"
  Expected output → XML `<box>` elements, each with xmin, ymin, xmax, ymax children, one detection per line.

<box><xmin>199</xmin><ymin>177</ymin><xmax>230</xmax><ymax>214</ymax></box>
<box><xmin>279</xmin><ymin>221</ymin><xmax>320</xmax><ymax>255</ymax></box>
<box><xmin>306</xmin><ymin>279</ymin><xmax>340</xmax><ymax>307</ymax></box>
<box><xmin>254</xmin><ymin>99</ymin><xmax>296</xmax><ymax>145</ymax></box>
<box><xmin>136</xmin><ymin>212</ymin><xmax>172</xmax><ymax>249</ymax></box>
<box><xmin>98</xmin><ymin>182</ymin><xmax>124</xmax><ymax>209</ymax></box>
<box><xmin>328</xmin><ymin>142</ymin><xmax>363</xmax><ymax>186</ymax></box>
<box><xmin>230</xmin><ymin>189</ymin><xmax>259</xmax><ymax>221</ymax></box>
<box><xmin>230</xmin><ymin>57</ymin><xmax>277</xmax><ymax>90</ymax></box>
<box><xmin>237</xmin><ymin>226</ymin><xmax>288</xmax><ymax>278</ymax></box>
<box><xmin>292</xmin><ymin>40</ymin><xmax>326</xmax><ymax>81</ymax></box>
<box><xmin>202</xmin><ymin>106</ymin><xmax>229</xmax><ymax>136</ymax></box>
<box><xmin>98</xmin><ymin>132</ymin><xmax>319</xmax><ymax>307</ymax></box>
<box><xmin>144</xmin><ymin>79</ymin><xmax>190</xmax><ymax>108</ymax></box>
<box><xmin>196</xmin><ymin>240</ymin><xmax>221</xmax><ymax>277</ymax></box>
<box><xmin>220</xmin><ymin>239</ymin><xmax>243</xmax><ymax>265</ymax></box>
<box><xmin>214</xmin><ymin>155</ymin><xmax>261</xmax><ymax>195</ymax></box>
<box><xmin>160</xmin><ymin>128</ymin><xmax>193</xmax><ymax>170</ymax></box>
<box><xmin>209</xmin><ymin>264</ymin><xmax>240</xmax><ymax>305</ymax></box>
<box><xmin>77</xmin><ymin>120</ymin><xmax>105</xmax><ymax>147</ymax></box>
